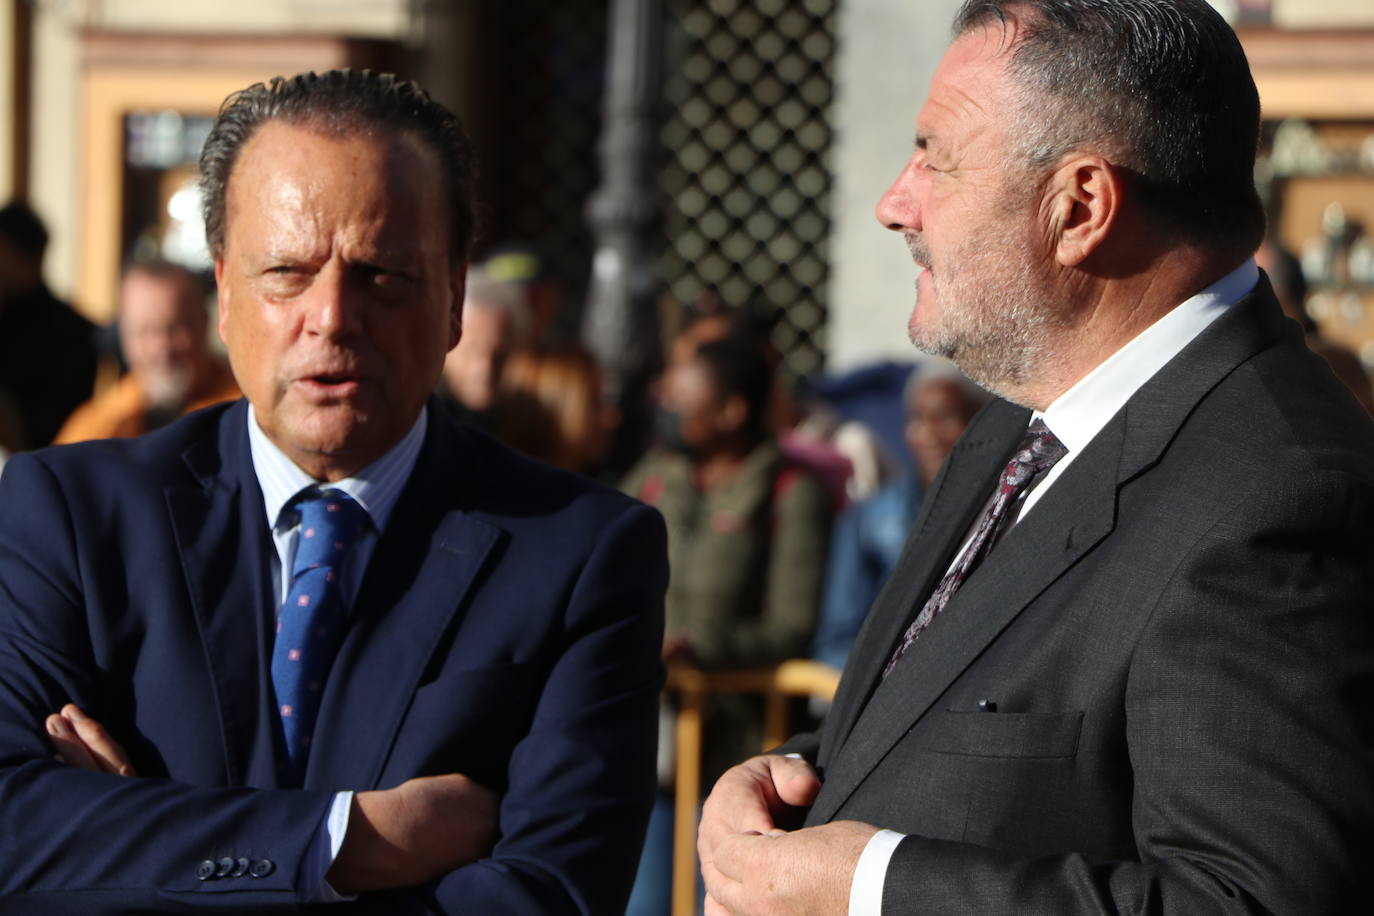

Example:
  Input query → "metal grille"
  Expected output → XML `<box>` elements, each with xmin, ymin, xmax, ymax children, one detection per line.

<box><xmin>660</xmin><ymin>0</ymin><xmax>836</xmax><ymax>379</ymax></box>
<box><xmin>474</xmin><ymin>0</ymin><xmax>607</xmax><ymax>333</ymax></box>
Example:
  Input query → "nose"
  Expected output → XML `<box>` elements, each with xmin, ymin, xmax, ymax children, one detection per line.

<box><xmin>875</xmin><ymin>153</ymin><xmax>924</xmax><ymax>233</ymax></box>
<box><xmin>303</xmin><ymin>264</ymin><xmax>363</xmax><ymax>341</ymax></box>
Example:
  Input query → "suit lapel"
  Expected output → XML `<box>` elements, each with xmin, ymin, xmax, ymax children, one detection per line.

<box><xmin>818</xmin><ymin>400</ymin><xmax>1030</xmax><ymax>765</ymax></box>
<box><xmin>810</xmin><ymin>280</ymin><xmax>1292</xmax><ymax>824</ymax></box>
<box><xmin>165</xmin><ymin>401</ymin><xmax>279</xmax><ymax>786</ymax></box>
<box><xmin>305</xmin><ymin>412</ymin><xmax>500</xmax><ymax>790</ymax></box>
<box><xmin>810</xmin><ymin>415</ymin><xmax>1121</xmax><ymax>822</ymax></box>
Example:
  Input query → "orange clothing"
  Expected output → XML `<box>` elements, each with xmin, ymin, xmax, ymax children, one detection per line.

<box><xmin>54</xmin><ymin>362</ymin><xmax>241</xmax><ymax>444</ymax></box>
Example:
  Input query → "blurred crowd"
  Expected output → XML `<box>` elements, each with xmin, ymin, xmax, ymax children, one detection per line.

<box><xmin>0</xmin><ymin>201</ymin><xmax>242</xmax><ymax>471</ymax></box>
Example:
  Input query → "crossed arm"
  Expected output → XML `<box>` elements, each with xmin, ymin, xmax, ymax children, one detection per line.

<box><xmin>45</xmin><ymin>703</ymin><xmax>498</xmax><ymax>895</ymax></box>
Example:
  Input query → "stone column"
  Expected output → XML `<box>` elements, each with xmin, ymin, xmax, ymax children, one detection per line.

<box><xmin>582</xmin><ymin>0</ymin><xmax>665</xmax><ymax>469</ymax></box>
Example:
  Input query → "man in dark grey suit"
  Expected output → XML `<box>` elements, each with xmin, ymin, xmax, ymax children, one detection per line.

<box><xmin>698</xmin><ymin>2</ymin><xmax>1374</xmax><ymax>914</ymax></box>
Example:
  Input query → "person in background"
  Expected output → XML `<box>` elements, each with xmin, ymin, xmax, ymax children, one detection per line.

<box><xmin>55</xmin><ymin>260</ymin><xmax>240</xmax><ymax>443</ymax></box>
<box><xmin>1256</xmin><ymin>237</ymin><xmax>1374</xmax><ymax>414</ymax></box>
<box><xmin>493</xmin><ymin>344</ymin><xmax>616</xmax><ymax>476</ymax></box>
<box><xmin>627</xmin><ymin>332</ymin><xmax>832</xmax><ymax>673</ymax></box>
<box><xmin>623</xmin><ymin>330</ymin><xmax>833</xmax><ymax>916</ymax></box>
<box><xmin>482</xmin><ymin>244</ymin><xmax>565</xmax><ymax>344</ymax></box>
<box><xmin>812</xmin><ymin>363</ymin><xmax>986</xmax><ymax>672</ymax></box>
<box><xmin>0</xmin><ymin>201</ymin><xmax>97</xmax><ymax>449</ymax></box>
<box><xmin>438</xmin><ymin>264</ymin><xmax>532</xmax><ymax>431</ymax></box>
<box><xmin>670</xmin><ymin>305</ymin><xmax>856</xmax><ymax>509</ymax></box>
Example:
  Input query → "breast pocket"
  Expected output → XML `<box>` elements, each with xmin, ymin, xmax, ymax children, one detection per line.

<box><xmin>923</xmin><ymin>709</ymin><xmax>1084</xmax><ymax>759</ymax></box>
<box><xmin>920</xmin><ymin>709</ymin><xmax>1088</xmax><ymax>852</ymax></box>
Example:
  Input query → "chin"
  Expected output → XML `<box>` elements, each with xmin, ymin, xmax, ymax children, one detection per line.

<box><xmin>907</xmin><ymin>322</ymin><xmax>953</xmax><ymax>360</ymax></box>
<box><xmin>286</xmin><ymin>410</ymin><xmax>372</xmax><ymax>454</ymax></box>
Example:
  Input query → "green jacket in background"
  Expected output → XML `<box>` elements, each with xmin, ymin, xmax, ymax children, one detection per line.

<box><xmin>625</xmin><ymin>439</ymin><xmax>834</xmax><ymax>778</ymax></box>
<box><xmin>623</xmin><ymin>440</ymin><xmax>833</xmax><ymax>669</ymax></box>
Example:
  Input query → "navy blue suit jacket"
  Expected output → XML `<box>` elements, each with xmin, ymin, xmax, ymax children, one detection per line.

<box><xmin>0</xmin><ymin>399</ymin><xmax>666</xmax><ymax>914</ymax></box>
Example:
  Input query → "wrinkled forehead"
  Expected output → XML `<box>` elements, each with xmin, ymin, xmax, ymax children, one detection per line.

<box><xmin>927</xmin><ymin>20</ymin><xmax>1023</xmax><ymax>116</ymax></box>
<box><xmin>230</xmin><ymin>121</ymin><xmax>431</xmax><ymax>199</ymax></box>
<box><xmin>222</xmin><ymin>121</ymin><xmax>448</xmax><ymax>256</ymax></box>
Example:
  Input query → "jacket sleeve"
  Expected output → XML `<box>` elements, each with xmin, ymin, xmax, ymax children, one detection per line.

<box><xmin>879</xmin><ymin>468</ymin><xmax>1374</xmax><ymax>915</ymax></box>
<box><xmin>411</xmin><ymin>502</ymin><xmax>668</xmax><ymax>916</ymax></box>
<box><xmin>0</xmin><ymin>451</ymin><xmax>338</xmax><ymax>912</ymax></box>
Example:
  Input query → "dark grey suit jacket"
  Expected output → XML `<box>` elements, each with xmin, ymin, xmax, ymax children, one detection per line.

<box><xmin>788</xmin><ymin>280</ymin><xmax>1374</xmax><ymax>914</ymax></box>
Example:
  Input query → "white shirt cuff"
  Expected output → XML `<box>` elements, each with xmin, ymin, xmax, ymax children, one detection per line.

<box><xmin>305</xmin><ymin>790</ymin><xmax>357</xmax><ymax>903</ymax></box>
<box><xmin>848</xmin><ymin>829</ymin><xmax>905</xmax><ymax>916</ymax></box>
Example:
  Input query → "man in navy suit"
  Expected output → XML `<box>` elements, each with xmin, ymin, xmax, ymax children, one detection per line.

<box><xmin>0</xmin><ymin>70</ymin><xmax>666</xmax><ymax>914</ymax></box>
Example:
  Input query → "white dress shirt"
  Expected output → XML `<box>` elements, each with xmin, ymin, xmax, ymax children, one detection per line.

<box><xmin>247</xmin><ymin>406</ymin><xmax>428</xmax><ymax>902</ymax></box>
<box><xmin>847</xmin><ymin>258</ymin><xmax>1259</xmax><ymax>914</ymax></box>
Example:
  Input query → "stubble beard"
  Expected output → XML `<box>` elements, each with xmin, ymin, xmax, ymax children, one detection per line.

<box><xmin>904</xmin><ymin>230</ymin><xmax>1065</xmax><ymax>405</ymax></box>
<box><xmin>142</xmin><ymin>364</ymin><xmax>195</xmax><ymax>410</ymax></box>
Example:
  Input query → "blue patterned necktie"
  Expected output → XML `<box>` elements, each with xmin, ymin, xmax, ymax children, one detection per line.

<box><xmin>271</xmin><ymin>489</ymin><xmax>369</xmax><ymax>786</ymax></box>
<box><xmin>883</xmin><ymin>420</ymin><xmax>1067</xmax><ymax>678</ymax></box>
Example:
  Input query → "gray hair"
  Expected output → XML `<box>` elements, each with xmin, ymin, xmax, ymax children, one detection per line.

<box><xmin>463</xmin><ymin>265</ymin><xmax>534</xmax><ymax>345</ymax></box>
<box><xmin>198</xmin><ymin>69</ymin><xmax>478</xmax><ymax>261</ymax></box>
<box><xmin>954</xmin><ymin>0</ymin><xmax>1264</xmax><ymax>257</ymax></box>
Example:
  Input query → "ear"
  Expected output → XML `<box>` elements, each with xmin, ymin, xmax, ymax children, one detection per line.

<box><xmin>1045</xmin><ymin>156</ymin><xmax>1121</xmax><ymax>268</ymax></box>
<box><xmin>448</xmin><ymin>259</ymin><xmax>468</xmax><ymax>351</ymax></box>
<box><xmin>716</xmin><ymin>393</ymin><xmax>749</xmax><ymax>435</ymax></box>
<box><xmin>214</xmin><ymin>258</ymin><xmax>231</xmax><ymax>345</ymax></box>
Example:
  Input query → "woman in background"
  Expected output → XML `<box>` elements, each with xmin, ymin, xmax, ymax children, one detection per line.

<box><xmin>493</xmin><ymin>344</ymin><xmax>615</xmax><ymax>476</ymax></box>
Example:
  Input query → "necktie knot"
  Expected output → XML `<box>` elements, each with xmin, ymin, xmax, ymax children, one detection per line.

<box><xmin>1003</xmin><ymin>419</ymin><xmax>1068</xmax><ymax>492</ymax></box>
<box><xmin>290</xmin><ymin>490</ymin><xmax>370</xmax><ymax>576</ymax></box>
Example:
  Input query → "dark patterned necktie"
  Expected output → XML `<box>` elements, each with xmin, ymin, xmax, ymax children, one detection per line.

<box><xmin>883</xmin><ymin>420</ymin><xmax>1066</xmax><ymax>678</ymax></box>
<box><xmin>271</xmin><ymin>489</ymin><xmax>369</xmax><ymax>786</ymax></box>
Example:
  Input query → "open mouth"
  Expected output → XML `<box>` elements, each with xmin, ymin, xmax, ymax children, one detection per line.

<box><xmin>299</xmin><ymin>373</ymin><xmax>363</xmax><ymax>397</ymax></box>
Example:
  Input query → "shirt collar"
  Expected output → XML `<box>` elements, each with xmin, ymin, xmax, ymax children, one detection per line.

<box><xmin>247</xmin><ymin>405</ymin><xmax>428</xmax><ymax>535</ymax></box>
<box><xmin>1037</xmin><ymin>258</ymin><xmax>1259</xmax><ymax>454</ymax></box>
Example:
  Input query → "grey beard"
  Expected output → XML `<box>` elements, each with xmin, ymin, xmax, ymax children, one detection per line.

<box><xmin>142</xmin><ymin>366</ymin><xmax>194</xmax><ymax>411</ymax></box>
<box><xmin>903</xmin><ymin>237</ymin><xmax>1065</xmax><ymax>407</ymax></box>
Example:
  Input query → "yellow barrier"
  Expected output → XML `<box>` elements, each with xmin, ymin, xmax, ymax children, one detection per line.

<box><xmin>664</xmin><ymin>659</ymin><xmax>842</xmax><ymax>916</ymax></box>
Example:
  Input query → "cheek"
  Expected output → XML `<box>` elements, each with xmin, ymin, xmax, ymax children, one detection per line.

<box><xmin>222</xmin><ymin>314</ymin><xmax>287</xmax><ymax>390</ymax></box>
<box><xmin>169</xmin><ymin>331</ymin><xmax>197</xmax><ymax>359</ymax></box>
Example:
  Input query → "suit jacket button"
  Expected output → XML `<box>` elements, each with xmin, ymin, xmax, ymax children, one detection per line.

<box><xmin>215</xmin><ymin>856</ymin><xmax>235</xmax><ymax>878</ymax></box>
<box><xmin>195</xmin><ymin>860</ymin><xmax>216</xmax><ymax>881</ymax></box>
<box><xmin>250</xmin><ymin>858</ymin><xmax>275</xmax><ymax>878</ymax></box>
<box><xmin>231</xmin><ymin>857</ymin><xmax>251</xmax><ymax>877</ymax></box>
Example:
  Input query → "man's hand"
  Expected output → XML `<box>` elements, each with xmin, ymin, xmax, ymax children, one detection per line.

<box><xmin>705</xmin><ymin>821</ymin><xmax>879</xmax><ymax>915</ymax></box>
<box><xmin>327</xmin><ymin>772</ymin><xmax>500</xmax><ymax>894</ymax></box>
<box><xmin>698</xmin><ymin>754</ymin><xmax>875</xmax><ymax>915</ymax></box>
<box><xmin>45</xmin><ymin>704</ymin><xmax>136</xmax><ymax>776</ymax></box>
<box><xmin>45</xmin><ymin>704</ymin><xmax>498</xmax><ymax>894</ymax></box>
